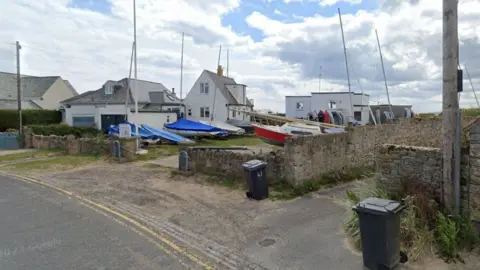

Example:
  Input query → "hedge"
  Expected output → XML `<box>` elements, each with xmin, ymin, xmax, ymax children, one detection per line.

<box><xmin>0</xmin><ymin>110</ymin><xmax>62</xmax><ymax>131</ymax></box>
<box><xmin>30</xmin><ymin>124</ymin><xmax>101</xmax><ymax>138</ymax></box>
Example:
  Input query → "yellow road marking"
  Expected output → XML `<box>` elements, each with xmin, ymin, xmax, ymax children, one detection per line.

<box><xmin>0</xmin><ymin>172</ymin><xmax>214</xmax><ymax>270</ymax></box>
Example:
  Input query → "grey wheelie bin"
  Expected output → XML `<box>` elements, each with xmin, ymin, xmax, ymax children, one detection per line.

<box><xmin>242</xmin><ymin>160</ymin><xmax>268</xmax><ymax>200</ymax></box>
<box><xmin>353</xmin><ymin>197</ymin><xmax>406</xmax><ymax>270</ymax></box>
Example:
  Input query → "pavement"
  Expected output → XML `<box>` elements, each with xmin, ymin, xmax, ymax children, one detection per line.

<box><xmin>0</xmin><ymin>149</ymin><xmax>37</xmax><ymax>156</ymax></box>
<box><xmin>0</xmin><ymin>174</ymin><xmax>192</xmax><ymax>270</ymax></box>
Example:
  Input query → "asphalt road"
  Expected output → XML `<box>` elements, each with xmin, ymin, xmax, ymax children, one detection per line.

<box><xmin>0</xmin><ymin>174</ymin><xmax>188</xmax><ymax>270</ymax></box>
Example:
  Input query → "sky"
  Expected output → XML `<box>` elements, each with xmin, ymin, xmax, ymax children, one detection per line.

<box><xmin>0</xmin><ymin>0</ymin><xmax>479</xmax><ymax>113</ymax></box>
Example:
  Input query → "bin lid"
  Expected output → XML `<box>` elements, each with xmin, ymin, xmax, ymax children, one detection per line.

<box><xmin>353</xmin><ymin>197</ymin><xmax>405</xmax><ymax>215</ymax></box>
<box><xmin>242</xmin><ymin>159</ymin><xmax>267</xmax><ymax>171</ymax></box>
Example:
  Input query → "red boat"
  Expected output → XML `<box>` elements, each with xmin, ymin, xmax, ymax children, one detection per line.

<box><xmin>251</xmin><ymin>123</ymin><xmax>323</xmax><ymax>147</ymax></box>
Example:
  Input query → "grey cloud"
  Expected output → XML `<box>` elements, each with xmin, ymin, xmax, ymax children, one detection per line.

<box><xmin>380</xmin><ymin>0</ymin><xmax>421</xmax><ymax>12</ymax></box>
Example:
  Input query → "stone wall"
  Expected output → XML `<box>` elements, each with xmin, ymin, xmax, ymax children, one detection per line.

<box><xmin>468</xmin><ymin>122</ymin><xmax>480</xmax><ymax>220</ymax></box>
<box><xmin>283</xmin><ymin>118</ymin><xmax>446</xmax><ymax>184</ymax></box>
<box><xmin>23</xmin><ymin>126</ymin><xmax>137</xmax><ymax>160</ymax></box>
<box><xmin>185</xmin><ymin>147</ymin><xmax>285</xmax><ymax>183</ymax></box>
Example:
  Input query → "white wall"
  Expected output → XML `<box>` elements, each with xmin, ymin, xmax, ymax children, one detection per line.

<box><xmin>65</xmin><ymin>104</ymin><xmax>179</xmax><ymax>129</ymax></box>
<box><xmin>128</xmin><ymin>112</ymin><xmax>177</xmax><ymax>130</ymax></box>
<box><xmin>184</xmin><ymin>71</ymin><xmax>229</xmax><ymax>122</ymax></box>
<box><xmin>226</xmin><ymin>84</ymin><xmax>246</xmax><ymax>105</ymax></box>
<box><xmin>39</xmin><ymin>78</ymin><xmax>78</xmax><ymax>109</ymax></box>
<box><xmin>285</xmin><ymin>96</ymin><xmax>312</xmax><ymax>118</ymax></box>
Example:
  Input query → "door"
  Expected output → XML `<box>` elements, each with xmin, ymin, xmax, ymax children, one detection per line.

<box><xmin>101</xmin><ymin>115</ymin><xmax>126</xmax><ymax>132</ymax></box>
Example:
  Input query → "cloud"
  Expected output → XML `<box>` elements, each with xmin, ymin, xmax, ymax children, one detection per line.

<box><xmin>0</xmin><ymin>0</ymin><xmax>479</xmax><ymax>114</ymax></box>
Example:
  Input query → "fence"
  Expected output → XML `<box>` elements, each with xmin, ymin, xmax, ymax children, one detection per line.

<box><xmin>0</xmin><ymin>132</ymin><xmax>19</xmax><ymax>149</ymax></box>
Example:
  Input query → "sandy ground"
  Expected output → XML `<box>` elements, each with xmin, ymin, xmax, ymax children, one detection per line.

<box><xmin>7</xmin><ymin>160</ymin><xmax>480</xmax><ymax>269</ymax></box>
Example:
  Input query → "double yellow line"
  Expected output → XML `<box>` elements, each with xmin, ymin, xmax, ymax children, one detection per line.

<box><xmin>1</xmin><ymin>172</ymin><xmax>214</xmax><ymax>270</ymax></box>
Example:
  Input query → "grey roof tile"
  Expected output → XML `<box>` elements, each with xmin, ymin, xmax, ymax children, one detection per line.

<box><xmin>0</xmin><ymin>71</ymin><xmax>59</xmax><ymax>100</ymax></box>
<box><xmin>204</xmin><ymin>70</ymin><xmax>253</xmax><ymax>106</ymax></box>
<box><xmin>61</xmin><ymin>78</ymin><xmax>181</xmax><ymax>105</ymax></box>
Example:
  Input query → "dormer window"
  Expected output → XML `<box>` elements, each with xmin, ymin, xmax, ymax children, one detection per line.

<box><xmin>105</xmin><ymin>84</ymin><xmax>113</xmax><ymax>95</ymax></box>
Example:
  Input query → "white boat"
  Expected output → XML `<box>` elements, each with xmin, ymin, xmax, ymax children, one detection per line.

<box><xmin>199</xmin><ymin>120</ymin><xmax>245</xmax><ymax>135</ymax></box>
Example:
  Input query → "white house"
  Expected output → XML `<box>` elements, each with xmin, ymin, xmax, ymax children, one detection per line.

<box><xmin>0</xmin><ymin>71</ymin><xmax>78</xmax><ymax>110</ymax></box>
<box><xmin>61</xmin><ymin>78</ymin><xmax>181</xmax><ymax>131</ymax></box>
<box><xmin>285</xmin><ymin>91</ymin><xmax>371</xmax><ymax>124</ymax></box>
<box><xmin>183</xmin><ymin>68</ymin><xmax>254</xmax><ymax>123</ymax></box>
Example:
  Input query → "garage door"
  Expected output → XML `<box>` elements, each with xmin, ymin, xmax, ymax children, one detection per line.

<box><xmin>101</xmin><ymin>115</ymin><xmax>126</xmax><ymax>132</ymax></box>
<box><xmin>72</xmin><ymin>116</ymin><xmax>95</xmax><ymax>127</ymax></box>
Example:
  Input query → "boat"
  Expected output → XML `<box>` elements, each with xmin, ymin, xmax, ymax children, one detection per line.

<box><xmin>141</xmin><ymin>124</ymin><xmax>194</xmax><ymax>144</ymax></box>
<box><xmin>252</xmin><ymin>122</ymin><xmax>323</xmax><ymax>146</ymax></box>
<box><xmin>107</xmin><ymin>122</ymin><xmax>156</xmax><ymax>140</ymax></box>
<box><xmin>226</xmin><ymin>119</ymin><xmax>255</xmax><ymax>133</ymax></box>
<box><xmin>199</xmin><ymin>120</ymin><xmax>245</xmax><ymax>135</ymax></box>
<box><xmin>164</xmin><ymin>118</ymin><xmax>229</xmax><ymax>138</ymax></box>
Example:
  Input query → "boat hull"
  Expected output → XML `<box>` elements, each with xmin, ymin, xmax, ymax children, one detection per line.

<box><xmin>163</xmin><ymin>128</ymin><xmax>215</xmax><ymax>138</ymax></box>
<box><xmin>252</xmin><ymin>124</ymin><xmax>291</xmax><ymax>146</ymax></box>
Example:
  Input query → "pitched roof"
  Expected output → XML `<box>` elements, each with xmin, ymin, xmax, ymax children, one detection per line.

<box><xmin>63</xmin><ymin>80</ymin><xmax>79</xmax><ymax>96</ymax></box>
<box><xmin>0</xmin><ymin>71</ymin><xmax>59</xmax><ymax>100</ymax></box>
<box><xmin>61</xmin><ymin>78</ymin><xmax>180</xmax><ymax>105</ymax></box>
<box><xmin>204</xmin><ymin>70</ymin><xmax>253</xmax><ymax>106</ymax></box>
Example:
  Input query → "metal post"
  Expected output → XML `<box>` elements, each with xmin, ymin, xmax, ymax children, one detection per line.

<box><xmin>125</xmin><ymin>42</ymin><xmax>135</xmax><ymax>121</ymax></box>
<box><xmin>133</xmin><ymin>0</ymin><xmax>139</xmax><ymax>151</ymax></box>
<box><xmin>442</xmin><ymin>0</ymin><xmax>459</xmax><ymax>213</ymax></box>
<box><xmin>227</xmin><ymin>48</ymin><xmax>229</xmax><ymax>77</ymax></box>
<box><xmin>319</xmin><ymin>65</ymin><xmax>322</xmax><ymax>92</ymax></box>
<box><xmin>375</xmin><ymin>29</ymin><xmax>393</xmax><ymax>117</ymax></box>
<box><xmin>338</xmin><ymin>9</ymin><xmax>354</xmax><ymax>123</ymax></box>
<box><xmin>16</xmin><ymin>41</ymin><xmax>22</xmax><ymax>134</ymax></box>
<box><xmin>180</xmin><ymin>32</ymin><xmax>184</xmax><ymax>100</ymax></box>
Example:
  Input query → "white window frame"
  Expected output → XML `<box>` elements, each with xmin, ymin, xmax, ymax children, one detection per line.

<box><xmin>200</xmin><ymin>107</ymin><xmax>210</xmax><ymax>118</ymax></box>
<box><xmin>296</xmin><ymin>102</ymin><xmax>304</xmax><ymax>111</ymax></box>
<box><xmin>200</xmin><ymin>82</ymin><xmax>209</xmax><ymax>94</ymax></box>
<box><xmin>328</xmin><ymin>100</ymin><xmax>337</xmax><ymax>109</ymax></box>
<box><xmin>232</xmin><ymin>110</ymin><xmax>236</xmax><ymax>118</ymax></box>
<box><xmin>105</xmin><ymin>84</ymin><xmax>113</xmax><ymax>95</ymax></box>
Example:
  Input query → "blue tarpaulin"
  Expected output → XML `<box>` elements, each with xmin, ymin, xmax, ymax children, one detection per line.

<box><xmin>141</xmin><ymin>124</ymin><xmax>193</xmax><ymax>144</ymax></box>
<box><xmin>164</xmin><ymin>118</ymin><xmax>223</xmax><ymax>132</ymax></box>
<box><xmin>107</xmin><ymin>122</ymin><xmax>156</xmax><ymax>139</ymax></box>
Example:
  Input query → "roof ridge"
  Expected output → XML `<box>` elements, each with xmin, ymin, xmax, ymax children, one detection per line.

<box><xmin>0</xmin><ymin>70</ymin><xmax>61</xmax><ymax>79</ymax></box>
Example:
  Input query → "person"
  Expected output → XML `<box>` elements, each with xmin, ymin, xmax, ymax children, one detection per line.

<box><xmin>317</xmin><ymin>110</ymin><xmax>324</xmax><ymax>122</ymax></box>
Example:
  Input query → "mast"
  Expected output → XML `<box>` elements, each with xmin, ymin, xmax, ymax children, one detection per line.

<box><xmin>180</xmin><ymin>32</ymin><xmax>184</xmax><ymax>101</ymax></box>
<box><xmin>319</xmin><ymin>65</ymin><xmax>322</xmax><ymax>92</ymax></box>
<box><xmin>133</xmin><ymin>0</ymin><xmax>139</xmax><ymax>150</ymax></box>
<box><xmin>125</xmin><ymin>42</ymin><xmax>135</xmax><ymax>121</ymax></box>
<box><xmin>227</xmin><ymin>49</ymin><xmax>229</xmax><ymax>77</ymax></box>
<box><xmin>464</xmin><ymin>64</ymin><xmax>480</xmax><ymax>108</ymax></box>
<box><xmin>375</xmin><ymin>29</ymin><xmax>393</xmax><ymax>117</ymax></box>
<box><xmin>338</xmin><ymin>8</ymin><xmax>354</xmax><ymax>123</ymax></box>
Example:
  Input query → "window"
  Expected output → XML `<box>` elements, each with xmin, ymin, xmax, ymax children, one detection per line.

<box><xmin>105</xmin><ymin>85</ymin><xmax>113</xmax><ymax>95</ymax></box>
<box><xmin>354</xmin><ymin>111</ymin><xmax>362</xmax><ymax>121</ymax></box>
<box><xmin>328</xmin><ymin>101</ymin><xmax>337</xmax><ymax>109</ymax></box>
<box><xmin>232</xmin><ymin>110</ymin><xmax>236</xmax><ymax>118</ymax></box>
<box><xmin>200</xmin><ymin>107</ymin><xmax>210</xmax><ymax>118</ymax></box>
<box><xmin>166</xmin><ymin>115</ymin><xmax>170</xmax><ymax>123</ymax></box>
<box><xmin>188</xmin><ymin>109</ymin><xmax>192</xmax><ymax>116</ymax></box>
<box><xmin>72</xmin><ymin>116</ymin><xmax>95</xmax><ymax>127</ymax></box>
<box><xmin>296</xmin><ymin>102</ymin><xmax>304</xmax><ymax>110</ymax></box>
<box><xmin>200</xmin><ymin>82</ymin><xmax>209</xmax><ymax>94</ymax></box>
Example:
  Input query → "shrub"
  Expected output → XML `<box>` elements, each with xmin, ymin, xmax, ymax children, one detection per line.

<box><xmin>0</xmin><ymin>110</ymin><xmax>62</xmax><ymax>131</ymax></box>
<box><xmin>30</xmin><ymin>124</ymin><xmax>101</xmax><ymax>138</ymax></box>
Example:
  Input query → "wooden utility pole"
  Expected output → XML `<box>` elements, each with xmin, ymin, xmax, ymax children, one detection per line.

<box><xmin>16</xmin><ymin>41</ymin><xmax>22</xmax><ymax>134</ymax></box>
<box><xmin>442</xmin><ymin>0</ymin><xmax>459</xmax><ymax>213</ymax></box>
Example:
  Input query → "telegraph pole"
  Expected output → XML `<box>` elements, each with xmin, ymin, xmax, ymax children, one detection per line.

<box><xmin>442</xmin><ymin>0</ymin><xmax>459</xmax><ymax>213</ymax></box>
<box><xmin>16</xmin><ymin>41</ymin><xmax>22</xmax><ymax>134</ymax></box>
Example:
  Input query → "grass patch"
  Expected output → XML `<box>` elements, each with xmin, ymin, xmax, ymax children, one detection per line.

<box><xmin>135</xmin><ymin>145</ymin><xmax>179</xmax><ymax>161</ymax></box>
<box><xmin>2</xmin><ymin>153</ymin><xmax>103</xmax><ymax>172</ymax></box>
<box><xmin>270</xmin><ymin>166</ymin><xmax>375</xmax><ymax>200</ymax></box>
<box><xmin>343</xmin><ymin>181</ymin><xmax>479</xmax><ymax>263</ymax></box>
<box><xmin>204</xmin><ymin>175</ymin><xmax>244</xmax><ymax>189</ymax></box>
<box><xmin>197</xmin><ymin>136</ymin><xmax>262</xmax><ymax>147</ymax></box>
<box><xmin>0</xmin><ymin>149</ymin><xmax>64</xmax><ymax>163</ymax></box>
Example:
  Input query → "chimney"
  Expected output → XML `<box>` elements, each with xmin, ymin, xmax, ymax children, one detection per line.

<box><xmin>171</xmin><ymin>88</ymin><xmax>175</xmax><ymax>94</ymax></box>
<box><xmin>217</xmin><ymin>65</ymin><xmax>223</xmax><ymax>76</ymax></box>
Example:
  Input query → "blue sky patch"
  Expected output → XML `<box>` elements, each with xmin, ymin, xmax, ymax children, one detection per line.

<box><xmin>68</xmin><ymin>0</ymin><xmax>112</xmax><ymax>14</ymax></box>
<box><xmin>222</xmin><ymin>0</ymin><xmax>378</xmax><ymax>42</ymax></box>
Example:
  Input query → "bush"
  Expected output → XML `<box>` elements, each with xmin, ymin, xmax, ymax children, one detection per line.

<box><xmin>30</xmin><ymin>124</ymin><xmax>101</xmax><ymax>138</ymax></box>
<box><xmin>0</xmin><ymin>110</ymin><xmax>62</xmax><ymax>131</ymax></box>
<box><xmin>344</xmin><ymin>182</ymin><xmax>479</xmax><ymax>263</ymax></box>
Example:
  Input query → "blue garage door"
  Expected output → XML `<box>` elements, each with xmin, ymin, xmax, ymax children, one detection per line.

<box><xmin>72</xmin><ymin>116</ymin><xmax>95</xmax><ymax>127</ymax></box>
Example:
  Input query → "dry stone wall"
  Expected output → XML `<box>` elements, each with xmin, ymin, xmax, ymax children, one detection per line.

<box><xmin>185</xmin><ymin>147</ymin><xmax>285</xmax><ymax>184</ymax></box>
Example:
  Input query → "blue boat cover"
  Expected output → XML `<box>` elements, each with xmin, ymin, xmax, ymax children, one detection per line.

<box><xmin>107</xmin><ymin>122</ymin><xmax>156</xmax><ymax>140</ymax></box>
<box><xmin>141</xmin><ymin>124</ymin><xmax>193</xmax><ymax>144</ymax></box>
<box><xmin>164</xmin><ymin>118</ymin><xmax>223</xmax><ymax>132</ymax></box>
